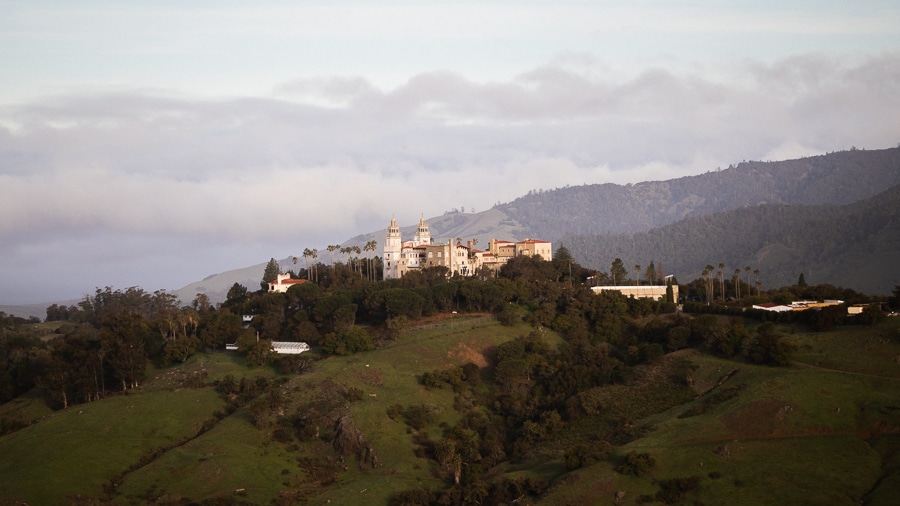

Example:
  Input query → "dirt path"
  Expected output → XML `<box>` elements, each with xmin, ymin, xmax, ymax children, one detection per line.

<box><xmin>790</xmin><ymin>360</ymin><xmax>900</xmax><ymax>381</ymax></box>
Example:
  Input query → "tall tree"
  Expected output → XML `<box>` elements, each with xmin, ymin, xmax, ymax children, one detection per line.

<box><xmin>364</xmin><ymin>240</ymin><xmax>377</xmax><ymax>281</ymax></box>
<box><xmin>610</xmin><ymin>258</ymin><xmax>626</xmax><ymax>286</ymax></box>
<box><xmin>352</xmin><ymin>246</ymin><xmax>362</xmax><ymax>276</ymax></box>
<box><xmin>717</xmin><ymin>263</ymin><xmax>725</xmax><ymax>301</ymax></box>
<box><xmin>226</xmin><ymin>282</ymin><xmax>248</xmax><ymax>304</ymax></box>
<box><xmin>645</xmin><ymin>261</ymin><xmax>656</xmax><ymax>285</ymax></box>
<box><xmin>703</xmin><ymin>265</ymin><xmax>714</xmax><ymax>304</ymax></box>
<box><xmin>101</xmin><ymin>311</ymin><xmax>150</xmax><ymax>391</ymax></box>
<box><xmin>634</xmin><ymin>264</ymin><xmax>641</xmax><ymax>286</ymax></box>
<box><xmin>302</xmin><ymin>248</ymin><xmax>313</xmax><ymax>280</ymax></box>
<box><xmin>261</xmin><ymin>258</ymin><xmax>280</xmax><ymax>290</ymax></box>
<box><xmin>328</xmin><ymin>244</ymin><xmax>340</xmax><ymax>267</ymax></box>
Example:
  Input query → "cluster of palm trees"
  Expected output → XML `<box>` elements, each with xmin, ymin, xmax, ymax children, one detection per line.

<box><xmin>701</xmin><ymin>263</ymin><xmax>761</xmax><ymax>303</ymax></box>
<box><xmin>297</xmin><ymin>240</ymin><xmax>380</xmax><ymax>282</ymax></box>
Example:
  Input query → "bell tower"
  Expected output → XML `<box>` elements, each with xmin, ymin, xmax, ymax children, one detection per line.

<box><xmin>383</xmin><ymin>216</ymin><xmax>402</xmax><ymax>279</ymax></box>
<box><xmin>413</xmin><ymin>215</ymin><xmax>431</xmax><ymax>245</ymax></box>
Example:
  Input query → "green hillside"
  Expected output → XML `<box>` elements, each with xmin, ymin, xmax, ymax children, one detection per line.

<box><xmin>2</xmin><ymin>313</ymin><xmax>898</xmax><ymax>505</ymax></box>
<box><xmin>563</xmin><ymin>183</ymin><xmax>900</xmax><ymax>295</ymax></box>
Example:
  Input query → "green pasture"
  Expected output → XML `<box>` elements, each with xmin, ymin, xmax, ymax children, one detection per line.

<box><xmin>119</xmin><ymin>316</ymin><xmax>538</xmax><ymax>505</ymax></box>
<box><xmin>785</xmin><ymin>317</ymin><xmax>900</xmax><ymax>378</ymax></box>
<box><xmin>2</xmin><ymin>315</ymin><xmax>898</xmax><ymax>504</ymax></box>
<box><xmin>0</xmin><ymin>386</ymin><xmax>223</xmax><ymax>503</ymax></box>
<box><xmin>537</xmin><ymin>319</ymin><xmax>900</xmax><ymax>505</ymax></box>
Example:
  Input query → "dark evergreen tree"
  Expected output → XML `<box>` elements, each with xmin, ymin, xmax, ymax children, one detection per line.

<box><xmin>261</xmin><ymin>258</ymin><xmax>281</xmax><ymax>290</ymax></box>
<box><xmin>226</xmin><ymin>282</ymin><xmax>248</xmax><ymax>304</ymax></box>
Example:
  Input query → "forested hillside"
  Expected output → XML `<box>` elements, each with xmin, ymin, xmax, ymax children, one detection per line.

<box><xmin>498</xmin><ymin>147</ymin><xmax>900</xmax><ymax>238</ymax></box>
<box><xmin>562</xmin><ymin>183</ymin><xmax>900</xmax><ymax>295</ymax></box>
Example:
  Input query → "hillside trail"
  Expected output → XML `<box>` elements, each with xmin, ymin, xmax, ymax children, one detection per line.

<box><xmin>789</xmin><ymin>360</ymin><xmax>900</xmax><ymax>381</ymax></box>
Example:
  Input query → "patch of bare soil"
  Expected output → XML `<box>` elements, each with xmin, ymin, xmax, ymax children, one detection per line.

<box><xmin>720</xmin><ymin>398</ymin><xmax>797</xmax><ymax>437</ymax></box>
<box><xmin>447</xmin><ymin>340</ymin><xmax>489</xmax><ymax>367</ymax></box>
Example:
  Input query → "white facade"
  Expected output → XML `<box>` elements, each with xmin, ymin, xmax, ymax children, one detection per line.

<box><xmin>268</xmin><ymin>273</ymin><xmax>310</xmax><ymax>293</ymax></box>
<box><xmin>382</xmin><ymin>215</ymin><xmax>552</xmax><ymax>280</ymax></box>
<box><xmin>383</xmin><ymin>216</ymin><xmax>433</xmax><ymax>279</ymax></box>
<box><xmin>591</xmin><ymin>284</ymin><xmax>678</xmax><ymax>302</ymax></box>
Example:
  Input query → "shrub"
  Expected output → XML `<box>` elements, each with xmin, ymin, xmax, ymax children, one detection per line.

<box><xmin>345</xmin><ymin>386</ymin><xmax>364</xmax><ymax>402</ymax></box>
<box><xmin>498</xmin><ymin>305</ymin><xmax>520</xmax><ymax>326</ymax></box>
<box><xmin>403</xmin><ymin>404</ymin><xmax>437</xmax><ymax>431</ymax></box>
<box><xmin>387</xmin><ymin>403</ymin><xmax>405</xmax><ymax>421</ymax></box>
<box><xmin>322</xmin><ymin>326</ymin><xmax>374</xmax><ymax>355</ymax></box>
<box><xmin>564</xmin><ymin>440</ymin><xmax>613</xmax><ymax>470</ymax></box>
<box><xmin>616</xmin><ymin>451</ymin><xmax>656</xmax><ymax>477</ymax></box>
<box><xmin>655</xmin><ymin>476</ymin><xmax>701</xmax><ymax>504</ymax></box>
<box><xmin>388</xmin><ymin>487</ymin><xmax>435</xmax><ymax>506</ymax></box>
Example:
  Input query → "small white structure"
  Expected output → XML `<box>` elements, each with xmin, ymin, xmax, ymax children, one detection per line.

<box><xmin>271</xmin><ymin>342</ymin><xmax>310</xmax><ymax>354</ymax></box>
<box><xmin>224</xmin><ymin>341</ymin><xmax>310</xmax><ymax>354</ymax></box>
<box><xmin>752</xmin><ymin>303</ymin><xmax>793</xmax><ymax>312</ymax></box>
<box><xmin>268</xmin><ymin>273</ymin><xmax>310</xmax><ymax>293</ymax></box>
<box><xmin>591</xmin><ymin>284</ymin><xmax>678</xmax><ymax>302</ymax></box>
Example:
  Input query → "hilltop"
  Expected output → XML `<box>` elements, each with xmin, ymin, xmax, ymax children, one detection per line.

<box><xmin>3</xmin><ymin>146</ymin><xmax>897</xmax><ymax>318</ymax></box>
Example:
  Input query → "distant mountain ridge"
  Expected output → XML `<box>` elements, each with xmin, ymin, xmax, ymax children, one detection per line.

<box><xmin>4</xmin><ymin>147</ymin><xmax>897</xmax><ymax>318</ymax></box>
<box><xmin>497</xmin><ymin>147</ymin><xmax>900</xmax><ymax>238</ymax></box>
<box><xmin>562</xmin><ymin>183</ymin><xmax>900</xmax><ymax>295</ymax></box>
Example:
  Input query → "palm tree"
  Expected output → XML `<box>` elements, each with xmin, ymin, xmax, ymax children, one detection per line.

<box><xmin>745</xmin><ymin>266</ymin><xmax>751</xmax><ymax>294</ymax></box>
<box><xmin>364</xmin><ymin>240</ymin><xmax>377</xmax><ymax>281</ymax></box>
<box><xmin>634</xmin><ymin>264</ymin><xmax>641</xmax><ymax>286</ymax></box>
<box><xmin>311</xmin><ymin>248</ymin><xmax>319</xmax><ymax>283</ymax></box>
<box><xmin>302</xmin><ymin>248</ymin><xmax>313</xmax><ymax>280</ymax></box>
<box><xmin>328</xmin><ymin>244</ymin><xmax>340</xmax><ymax>269</ymax></box>
<box><xmin>717</xmin><ymin>263</ymin><xmax>725</xmax><ymax>301</ymax></box>
<box><xmin>754</xmin><ymin>269</ymin><xmax>761</xmax><ymax>296</ymax></box>
<box><xmin>734</xmin><ymin>268</ymin><xmax>741</xmax><ymax>299</ymax></box>
<box><xmin>703</xmin><ymin>265</ymin><xmax>714</xmax><ymax>304</ymax></box>
<box><xmin>352</xmin><ymin>245</ymin><xmax>362</xmax><ymax>277</ymax></box>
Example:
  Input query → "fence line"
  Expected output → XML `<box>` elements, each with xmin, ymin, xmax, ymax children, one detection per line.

<box><xmin>409</xmin><ymin>314</ymin><xmax>497</xmax><ymax>332</ymax></box>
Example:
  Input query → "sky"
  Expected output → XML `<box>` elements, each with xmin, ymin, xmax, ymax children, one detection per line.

<box><xmin>2</xmin><ymin>1</ymin><xmax>900</xmax><ymax>305</ymax></box>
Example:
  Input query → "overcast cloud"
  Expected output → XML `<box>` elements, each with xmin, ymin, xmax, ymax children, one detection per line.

<box><xmin>2</xmin><ymin>1</ymin><xmax>899</xmax><ymax>305</ymax></box>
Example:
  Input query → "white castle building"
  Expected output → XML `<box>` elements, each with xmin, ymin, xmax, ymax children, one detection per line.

<box><xmin>382</xmin><ymin>215</ymin><xmax>552</xmax><ymax>280</ymax></box>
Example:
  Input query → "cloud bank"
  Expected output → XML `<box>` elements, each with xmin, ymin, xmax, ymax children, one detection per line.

<box><xmin>2</xmin><ymin>53</ymin><xmax>899</xmax><ymax>303</ymax></box>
